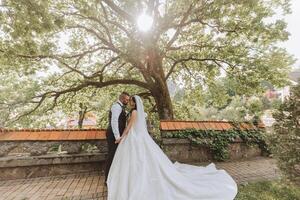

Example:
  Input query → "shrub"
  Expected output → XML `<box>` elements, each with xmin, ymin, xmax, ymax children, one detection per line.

<box><xmin>163</xmin><ymin>128</ymin><xmax>268</xmax><ymax>161</ymax></box>
<box><xmin>270</xmin><ymin>84</ymin><xmax>300</xmax><ymax>183</ymax></box>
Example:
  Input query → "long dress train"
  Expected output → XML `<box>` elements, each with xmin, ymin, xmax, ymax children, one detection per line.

<box><xmin>107</xmin><ymin>96</ymin><xmax>237</xmax><ymax>200</ymax></box>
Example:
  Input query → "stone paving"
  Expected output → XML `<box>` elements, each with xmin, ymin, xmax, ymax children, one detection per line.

<box><xmin>0</xmin><ymin>157</ymin><xmax>280</xmax><ymax>200</ymax></box>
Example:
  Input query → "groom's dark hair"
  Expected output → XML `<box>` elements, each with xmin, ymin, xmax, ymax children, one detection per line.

<box><xmin>120</xmin><ymin>91</ymin><xmax>130</xmax><ymax>97</ymax></box>
<box><xmin>119</xmin><ymin>91</ymin><xmax>130</xmax><ymax>100</ymax></box>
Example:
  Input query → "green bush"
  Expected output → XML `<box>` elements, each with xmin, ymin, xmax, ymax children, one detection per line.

<box><xmin>163</xmin><ymin>128</ymin><xmax>268</xmax><ymax>161</ymax></box>
<box><xmin>270</xmin><ymin>84</ymin><xmax>300</xmax><ymax>183</ymax></box>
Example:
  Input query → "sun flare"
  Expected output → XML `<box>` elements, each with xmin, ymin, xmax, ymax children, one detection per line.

<box><xmin>137</xmin><ymin>13</ymin><xmax>153</xmax><ymax>32</ymax></box>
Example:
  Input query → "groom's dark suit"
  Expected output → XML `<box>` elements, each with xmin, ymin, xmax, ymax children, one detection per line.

<box><xmin>105</xmin><ymin>102</ymin><xmax>127</xmax><ymax>182</ymax></box>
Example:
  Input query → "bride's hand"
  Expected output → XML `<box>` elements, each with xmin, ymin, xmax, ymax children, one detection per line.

<box><xmin>115</xmin><ymin>134</ymin><xmax>127</xmax><ymax>144</ymax></box>
<box><xmin>115</xmin><ymin>137</ymin><xmax>122</xmax><ymax>144</ymax></box>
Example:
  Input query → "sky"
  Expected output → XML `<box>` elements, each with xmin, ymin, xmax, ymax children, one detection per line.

<box><xmin>282</xmin><ymin>0</ymin><xmax>300</xmax><ymax>68</ymax></box>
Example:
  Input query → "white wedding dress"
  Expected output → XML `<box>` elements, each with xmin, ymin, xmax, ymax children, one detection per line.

<box><xmin>107</xmin><ymin>96</ymin><xmax>237</xmax><ymax>200</ymax></box>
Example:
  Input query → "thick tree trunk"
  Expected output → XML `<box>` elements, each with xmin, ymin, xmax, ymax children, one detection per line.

<box><xmin>78</xmin><ymin>103</ymin><xmax>87</xmax><ymax>129</ymax></box>
<box><xmin>152</xmin><ymin>84</ymin><xmax>174</xmax><ymax>120</ymax></box>
<box><xmin>145</xmin><ymin>47</ymin><xmax>174</xmax><ymax>120</ymax></box>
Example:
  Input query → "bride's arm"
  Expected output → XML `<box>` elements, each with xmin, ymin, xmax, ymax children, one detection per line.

<box><xmin>122</xmin><ymin>110</ymin><xmax>137</xmax><ymax>136</ymax></box>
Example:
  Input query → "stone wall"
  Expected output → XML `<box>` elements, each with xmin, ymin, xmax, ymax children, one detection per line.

<box><xmin>0</xmin><ymin>140</ymin><xmax>107</xmax><ymax>156</ymax></box>
<box><xmin>0</xmin><ymin>129</ymin><xmax>107</xmax><ymax>180</ymax></box>
<box><xmin>0</xmin><ymin>126</ymin><xmax>264</xmax><ymax>180</ymax></box>
<box><xmin>162</xmin><ymin>138</ymin><xmax>262</xmax><ymax>163</ymax></box>
<box><xmin>0</xmin><ymin>139</ymin><xmax>108</xmax><ymax>181</ymax></box>
<box><xmin>0</xmin><ymin>153</ymin><xmax>106</xmax><ymax>180</ymax></box>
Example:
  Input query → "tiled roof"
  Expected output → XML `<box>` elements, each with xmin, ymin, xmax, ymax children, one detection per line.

<box><xmin>0</xmin><ymin>129</ymin><xmax>106</xmax><ymax>141</ymax></box>
<box><xmin>160</xmin><ymin>120</ymin><xmax>264</xmax><ymax>131</ymax></box>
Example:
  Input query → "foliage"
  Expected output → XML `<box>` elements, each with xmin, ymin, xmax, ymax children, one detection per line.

<box><xmin>269</xmin><ymin>83</ymin><xmax>300</xmax><ymax>183</ymax></box>
<box><xmin>172</xmin><ymin>75</ymin><xmax>285</xmax><ymax>122</ymax></box>
<box><xmin>0</xmin><ymin>0</ymin><xmax>294</xmax><ymax>124</ymax></box>
<box><xmin>163</xmin><ymin>128</ymin><xmax>268</xmax><ymax>161</ymax></box>
<box><xmin>235</xmin><ymin>179</ymin><xmax>300</xmax><ymax>200</ymax></box>
<box><xmin>0</xmin><ymin>81</ymin><xmax>150</xmax><ymax>128</ymax></box>
<box><xmin>173</xmin><ymin>92</ymin><xmax>279</xmax><ymax>122</ymax></box>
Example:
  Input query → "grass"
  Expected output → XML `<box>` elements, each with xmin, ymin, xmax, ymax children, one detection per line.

<box><xmin>235</xmin><ymin>179</ymin><xmax>300</xmax><ymax>200</ymax></box>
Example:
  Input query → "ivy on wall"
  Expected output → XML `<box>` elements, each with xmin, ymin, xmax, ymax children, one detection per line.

<box><xmin>163</xmin><ymin>129</ymin><xmax>268</xmax><ymax>161</ymax></box>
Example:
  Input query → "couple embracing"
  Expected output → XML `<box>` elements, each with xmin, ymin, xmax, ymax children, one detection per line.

<box><xmin>105</xmin><ymin>92</ymin><xmax>237</xmax><ymax>200</ymax></box>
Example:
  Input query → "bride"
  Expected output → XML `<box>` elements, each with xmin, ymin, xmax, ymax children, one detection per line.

<box><xmin>107</xmin><ymin>95</ymin><xmax>237</xmax><ymax>200</ymax></box>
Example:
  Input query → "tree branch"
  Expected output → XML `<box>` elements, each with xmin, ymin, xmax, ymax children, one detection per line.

<box><xmin>101</xmin><ymin>0</ymin><xmax>135</xmax><ymax>23</ymax></box>
<box><xmin>66</xmin><ymin>24</ymin><xmax>120</xmax><ymax>53</ymax></box>
<box><xmin>89</xmin><ymin>56</ymin><xmax>120</xmax><ymax>78</ymax></box>
<box><xmin>85</xmin><ymin>79</ymin><xmax>150</xmax><ymax>90</ymax></box>
<box><xmin>165</xmin><ymin>2</ymin><xmax>195</xmax><ymax>50</ymax></box>
<box><xmin>13</xmin><ymin>78</ymin><xmax>150</xmax><ymax>122</ymax></box>
<box><xmin>65</xmin><ymin>12</ymin><xmax>114</xmax><ymax>45</ymax></box>
<box><xmin>99</xmin><ymin>2</ymin><xmax>138</xmax><ymax>43</ymax></box>
<box><xmin>57</xmin><ymin>58</ymin><xmax>88</xmax><ymax>78</ymax></box>
<box><xmin>165</xmin><ymin>56</ymin><xmax>235</xmax><ymax>80</ymax></box>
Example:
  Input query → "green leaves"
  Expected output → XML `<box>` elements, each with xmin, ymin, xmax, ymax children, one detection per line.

<box><xmin>164</xmin><ymin>128</ymin><xmax>268</xmax><ymax>161</ymax></box>
<box><xmin>0</xmin><ymin>0</ymin><xmax>295</xmax><ymax>125</ymax></box>
<box><xmin>270</xmin><ymin>84</ymin><xmax>300</xmax><ymax>183</ymax></box>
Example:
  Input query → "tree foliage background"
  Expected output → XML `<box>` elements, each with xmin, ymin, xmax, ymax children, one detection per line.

<box><xmin>0</xmin><ymin>0</ymin><xmax>295</xmax><ymax>128</ymax></box>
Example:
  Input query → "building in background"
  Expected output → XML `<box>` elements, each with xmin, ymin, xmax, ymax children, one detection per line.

<box><xmin>264</xmin><ymin>69</ymin><xmax>299</xmax><ymax>102</ymax></box>
<box><xmin>262</xmin><ymin>68</ymin><xmax>300</xmax><ymax>126</ymax></box>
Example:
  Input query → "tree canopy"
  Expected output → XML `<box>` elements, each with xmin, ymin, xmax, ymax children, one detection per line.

<box><xmin>0</xmin><ymin>0</ymin><xmax>294</xmax><ymax>127</ymax></box>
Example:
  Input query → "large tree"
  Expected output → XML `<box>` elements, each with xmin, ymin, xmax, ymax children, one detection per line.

<box><xmin>0</xmin><ymin>0</ymin><xmax>294</xmax><ymax>122</ymax></box>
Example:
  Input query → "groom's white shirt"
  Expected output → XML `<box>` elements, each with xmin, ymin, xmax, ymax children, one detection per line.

<box><xmin>110</xmin><ymin>100</ymin><xmax>123</xmax><ymax>140</ymax></box>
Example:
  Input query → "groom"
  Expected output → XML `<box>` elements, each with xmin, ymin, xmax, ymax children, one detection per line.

<box><xmin>104</xmin><ymin>91</ymin><xmax>130</xmax><ymax>183</ymax></box>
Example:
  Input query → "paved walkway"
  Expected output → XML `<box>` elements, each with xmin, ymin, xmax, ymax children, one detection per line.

<box><xmin>0</xmin><ymin>157</ymin><xmax>280</xmax><ymax>200</ymax></box>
